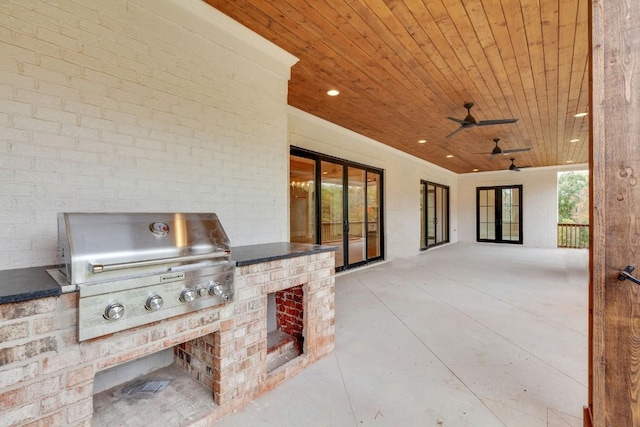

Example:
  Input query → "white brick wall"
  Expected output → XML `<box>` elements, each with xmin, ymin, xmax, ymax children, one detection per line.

<box><xmin>288</xmin><ymin>107</ymin><xmax>459</xmax><ymax>261</ymax></box>
<box><xmin>0</xmin><ymin>0</ymin><xmax>296</xmax><ymax>269</ymax></box>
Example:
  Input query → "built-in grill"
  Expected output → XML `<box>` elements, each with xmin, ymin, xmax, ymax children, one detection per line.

<box><xmin>50</xmin><ymin>212</ymin><xmax>235</xmax><ymax>341</ymax></box>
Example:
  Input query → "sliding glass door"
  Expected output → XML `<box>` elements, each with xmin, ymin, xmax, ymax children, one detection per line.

<box><xmin>366</xmin><ymin>171</ymin><xmax>382</xmax><ymax>259</ymax></box>
<box><xmin>290</xmin><ymin>155</ymin><xmax>315</xmax><ymax>244</ymax></box>
<box><xmin>290</xmin><ymin>148</ymin><xmax>384</xmax><ymax>271</ymax></box>
<box><xmin>347</xmin><ymin>166</ymin><xmax>366</xmax><ymax>265</ymax></box>
<box><xmin>476</xmin><ymin>185</ymin><xmax>523</xmax><ymax>244</ymax></box>
<box><xmin>421</xmin><ymin>181</ymin><xmax>449</xmax><ymax>249</ymax></box>
<box><xmin>320</xmin><ymin>161</ymin><xmax>345</xmax><ymax>268</ymax></box>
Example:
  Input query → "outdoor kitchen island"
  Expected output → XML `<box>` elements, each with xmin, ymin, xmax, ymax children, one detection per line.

<box><xmin>0</xmin><ymin>242</ymin><xmax>336</xmax><ymax>427</ymax></box>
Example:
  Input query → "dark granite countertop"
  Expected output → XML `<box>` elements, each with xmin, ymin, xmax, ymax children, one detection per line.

<box><xmin>0</xmin><ymin>242</ymin><xmax>337</xmax><ymax>304</ymax></box>
<box><xmin>0</xmin><ymin>265</ymin><xmax>62</xmax><ymax>304</ymax></box>
<box><xmin>230</xmin><ymin>242</ymin><xmax>338</xmax><ymax>266</ymax></box>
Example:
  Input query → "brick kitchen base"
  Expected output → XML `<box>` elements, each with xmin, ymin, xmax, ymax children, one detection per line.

<box><xmin>92</xmin><ymin>364</ymin><xmax>216</xmax><ymax>426</ymax></box>
<box><xmin>0</xmin><ymin>252</ymin><xmax>335</xmax><ymax>426</ymax></box>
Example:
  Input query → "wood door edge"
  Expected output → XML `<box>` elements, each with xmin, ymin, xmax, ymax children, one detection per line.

<box><xmin>583</xmin><ymin>405</ymin><xmax>593</xmax><ymax>427</ymax></box>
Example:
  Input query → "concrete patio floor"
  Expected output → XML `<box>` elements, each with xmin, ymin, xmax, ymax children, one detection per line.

<box><xmin>214</xmin><ymin>242</ymin><xmax>588</xmax><ymax>427</ymax></box>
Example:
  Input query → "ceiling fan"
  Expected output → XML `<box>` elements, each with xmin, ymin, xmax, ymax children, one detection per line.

<box><xmin>446</xmin><ymin>103</ymin><xmax>518</xmax><ymax>138</ymax></box>
<box><xmin>508</xmin><ymin>158</ymin><xmax>531</xmax><ymax>172</ymax></box>
<box><xmin>487</xmin><ymin>138</ymin><xmax>531</xmax><ymax>160</ymax></box>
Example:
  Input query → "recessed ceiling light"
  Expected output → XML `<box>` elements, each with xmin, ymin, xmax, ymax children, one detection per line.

<box><xmin>570</xmin><ymin>139</ymin><xmax>580</xmax><ymax>142</ymax></box>
<box><xmin>566</xmin><ymin>160</ymin><xmax>574</xmax><ymax>163</ymax></box>
<box><xmin>473</xmin><ymin>168</ymin><xmax>479</xmax><ymax>172</ymax></box>
<box><xmin>446</xmin><ymin>155</ymin><xmax>454</xmax><ymax>158</ymax></box>
<box><xmin>574</xmin><ymin>112</ymin><xmax>588</xmax><ymax>117</ymax></box>
<box><xmin>326</xmin><ymin>89</ymin><xmax>340</xmax><ymax>96</ymax></box>
<box><xmin>418</xmin><ymin>139</ymin><xmax>426</xmax><ymax>144</ymax></box>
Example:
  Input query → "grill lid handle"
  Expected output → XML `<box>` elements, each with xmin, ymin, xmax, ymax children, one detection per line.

<box><xmin>90</xmin><ymin>251</ymin><xmax>230</xmax><ymax>274</ymax></box>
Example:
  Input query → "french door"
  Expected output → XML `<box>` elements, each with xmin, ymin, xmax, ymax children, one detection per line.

<box><xmin>290</xmin><ymin>148</ymin><xmax>384</xmax><ymax>271</ymax></box>
<box><xmin>476</xmin><ymin>185</ymin><xmax>523</xmax><ymax>244</ymax></box>
<box><xmin>420</xmin><ymin>181</ymin><xmax>449</xmax><ymax>249</ymax></box>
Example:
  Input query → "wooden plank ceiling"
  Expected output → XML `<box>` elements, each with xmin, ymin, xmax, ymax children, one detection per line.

<box><xmin>203</xmin><ymin>0</ymin><xmax>589</xmax><ymax>174</ymax></box>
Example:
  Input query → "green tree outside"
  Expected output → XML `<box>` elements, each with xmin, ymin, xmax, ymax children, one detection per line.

<box><xmin>557</xmin><ymin>171</ymin><xmax>589</xmax><ymax>248</ymax></box>
<box><xmin>558</xmin><ymin>171</ymin><xmax>589</xmax><ymax>224</ymax></box>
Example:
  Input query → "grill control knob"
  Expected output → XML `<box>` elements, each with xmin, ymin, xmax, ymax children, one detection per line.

<box><xmin>145</xmin><ymin>295</ymin><xmax>164</xmax><ymax>311</ymax></box>
<box><xmin>180</xmin><ymin>288</ymin><xmax>197</xmax><ymax>303</ymax></box>
<box><xmin>104</xmin><ymin>303</ymin><xmax>125</xmax><ymax>320</ymax></box>
<box><xmin>196</xmin><ymin>287</ymin><xmax>208</xmax><ymax>297</ymax></box>
<box><xmin>209</xmin><ymin>282</ymin><xmax>223</xmax><ymax>296</ymax></box>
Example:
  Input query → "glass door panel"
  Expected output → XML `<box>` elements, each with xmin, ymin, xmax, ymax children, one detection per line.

<box><xmin>501</xmin><ymin>187</ymin><xmax>520</xmax><ymax>241</ymax></box>
<box><xmin>347</xmin><ymin>167</ymin><xmax>366</xmax><ymax>264</ymax></box>
<box><xmin>427</xmin><ymin>184</ymin><xmax>436</xmax><ymax>246</ymax></box>
<box><xmin>321</xmin><ymin>161</ymin><xmax>344</xmax><ymax>268</ymax></box>
<box><xmin>440</xmin><ymin>186</ymin><xmax>449</xmax><ymax>242</ymax></box>
<box><xmin>366</xmin><ymin>171</ymin><xmax>381</xmax><ymax>258</ymax></box>
<box><xmin>289</xmin><ymin>155</ymin><xmax>315</xmax><ymax>244</ymax></box>
<box><xmin>420</xmin><ymin>184</ymin><xmax>425</xmax><ymax>248</ymax></box>
<box><xmin>478</xmin><ymin>189</ymin><xmax>496</xmax><ymax>240</ymax></box>
<box><xmin>435</xmin><ymin>186</ymin><xmax>443</xmax><ymax>242</ymax></box>
<box><xmin>421</xmin><ymin>181</ymin><xmax>450</xmax><ymax>249</ymax></box>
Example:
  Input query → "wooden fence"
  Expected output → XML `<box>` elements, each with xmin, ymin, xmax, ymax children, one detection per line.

<box><xmin>557</xmin><ymin>223</ymin><xmax>589</xmax><ymax>248</ymax></box>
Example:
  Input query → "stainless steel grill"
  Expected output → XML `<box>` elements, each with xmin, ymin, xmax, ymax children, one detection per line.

<box><xmin>51</xmin><ymin>212</ymin><xmax>235</xmax><ymax>341</ymax></box>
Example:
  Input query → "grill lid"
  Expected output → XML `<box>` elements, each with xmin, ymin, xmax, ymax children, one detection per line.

<box><xmin>58</xmin><ymin>212</ymin><xmax>231</xmax><ymax>286</ymax></box>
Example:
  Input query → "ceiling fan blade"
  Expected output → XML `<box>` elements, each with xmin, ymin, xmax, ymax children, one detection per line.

<box><xmin>502</xmin><ymin>147</ymin><xmax>531</xmax><ymax>154</ymax></box>
<box><xmin>445</xmin><ymin>126</ymin><xmax>466</xmax><ymax>138</ymax></box>
<box><xmin>476</xmin><ymin>118</ymin><xmax>519</xmax><ymax>126</ymax></box>
<box><xmin>446</xmin><ymin>116</ymin><xmax>468</xmax><ymax>124</ymax></box>
<box><xmin>488</xmin><ymin>153</ymin><xmax>499</xmax><ymax>160</ymax></box>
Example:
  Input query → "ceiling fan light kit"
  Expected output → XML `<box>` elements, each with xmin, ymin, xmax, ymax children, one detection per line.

<box><xmin>488</xmin><ymin>138</ymin><xmax>531</xmax><ymax>160</ymax></box>
<box><xmin>508</xmin><ymin>158</ymin><xmax>531</xmax><ymax>172</ymax></box>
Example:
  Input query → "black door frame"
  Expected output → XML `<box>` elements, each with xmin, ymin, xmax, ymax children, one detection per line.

<box><xmin>420</xmin><ymin>180</ymin><xmax>450</xmax><ymax>250</ymax></box>
<box><xmin>290</xmin><ymin>147</ymin><xmax>385</xmax><ymax>271</ymax></box>
<box><xmin>476</xmin><ymin>185</ymin><xmax>523</xmax><ymax>244</ymax></box>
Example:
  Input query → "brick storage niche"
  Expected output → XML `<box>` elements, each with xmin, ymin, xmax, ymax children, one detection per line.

<box><xmin>0</xmin><ymin>251</ymin><xmax>335</xmax><ymax>426</ymax></box>
<box><xmin>275</xmin><ymin>286</ymin><xmax>304</xmax><ymax>341</ymax></box>
<box><xmin>267</xmin><ymin>285</ymin><xmax>305</xmax><ymax>372</ymax></box>
<box><xmin>174</xmin><ymin>332</ymin><xmax>219</xmax><ymax>392</ymax></box>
